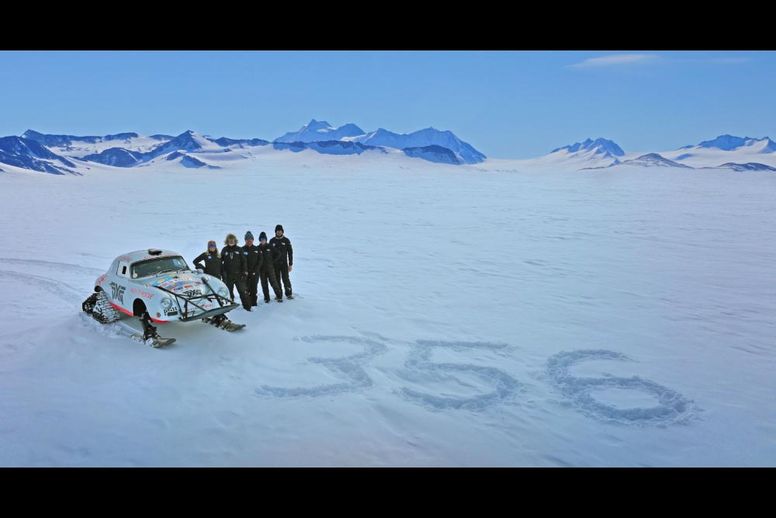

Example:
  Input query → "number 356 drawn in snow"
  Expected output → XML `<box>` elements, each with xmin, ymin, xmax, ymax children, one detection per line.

<box><xmin>255</xmin><ymin>335</ymin><xmax>696</xmax><ymax>426</ymax></box>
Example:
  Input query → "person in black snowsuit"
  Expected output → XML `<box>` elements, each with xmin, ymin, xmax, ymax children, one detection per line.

<box><xmin>270</xmin><ymin>224</ymin><xmax>293</xmax><ymax>299</ymax></box>
<box><xmin>258</xmin><ymin>231</ymin><xmax>282</xmax><ymax>303</ymax></box>
<box><xmin>242</xmin><ymin>231</ymin><xmax>262</xmax><ymax>308</ymax></box>
<box><xmin>192</xmin><ymin>240</ymin><xmax>222</xmax><ymax>278</ymax></box>
<box><xmin>221</xmin><ymin>233</ymin><xmax>249</xmax><ymax>310</ymax></box>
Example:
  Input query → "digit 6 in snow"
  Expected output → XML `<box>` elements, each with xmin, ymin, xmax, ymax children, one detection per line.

<box><xmin>546</xmin><ymin>350</ymin><xmax>696</xmax><ymax>425</ymax></box>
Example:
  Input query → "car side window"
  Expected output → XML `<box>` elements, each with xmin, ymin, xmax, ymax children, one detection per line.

<box><xmin>117</xmin><ymin>261</ymin><xmax>130</xmax><ymax>278</ymax></box>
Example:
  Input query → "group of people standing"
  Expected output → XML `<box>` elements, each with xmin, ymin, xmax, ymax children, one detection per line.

<box><xmin>193</xmin><ymin>224</ymin><xmax>293</xmax><ymax>311</ymax></box>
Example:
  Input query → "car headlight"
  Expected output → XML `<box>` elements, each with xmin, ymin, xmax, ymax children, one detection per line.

<box><xmin>161</xmin><ymin>298</ymin><xmax>173</xmax><ymax>310</ymax></box>
<box><xmin>218</xmin><ymin>287</ymin><xmax>229</xmax><ymax>298</ymax></box>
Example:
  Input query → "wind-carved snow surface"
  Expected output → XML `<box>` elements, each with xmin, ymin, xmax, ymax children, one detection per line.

<box><xmin>0</xmin><ymin>154</ymin><xmax>775</xmax><ymax>466</ymax></box>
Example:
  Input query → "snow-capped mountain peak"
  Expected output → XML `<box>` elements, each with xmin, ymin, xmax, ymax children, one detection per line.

<box><xmin>0</xmin><ymin>136</ymin><xmax>78</xmax><ymax>175</ymax></box>
<box><xmin>171</xmin><ymin>130</ymin><xmax>205</xmax><ymax>146</ymax></box>
<box><xmin>691</xmin><ymin>134</ymin><xmax>749</xmax><ymax>150</ymax></box>
<box><xmin>151</xmin><ymin>130</ymin><xmax>221</xmax><ymax>155</ymax></box>
<box><xmin>681</xmin><ymin>134</ymin><xmax>776</xmax><ymax>153</ymax></box>
<box><xmin>621</xmin><ymin>153</ymin><xmax>691</xmax><ymax>168</ymax></box>
<box><xmin>579</xmin><ymin>153</ymin><xmax>692</xmax><ymax>171</ymax></box>
<box><xmin>551</xmin><ymin>138</ymin><xmax>625</xmax><ymax>158</ymax></box>
<box><xmin>275</xmin><ymin>120</ymin><xmax>365</xmax><ymax>143</ymax></box>
<box><xmin>305</xmin><ymin>119</ymin><xmax>332</xmax><ymax>131</ymax></box>
<box><xmin>355</xmin><ymin>127</ymin><xmax>486</xmax><ymax>164</ymax></box>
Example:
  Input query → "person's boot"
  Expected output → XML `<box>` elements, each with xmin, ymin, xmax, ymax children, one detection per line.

<box><xmin>210</xmin><ymin>314</ymin><xmax>227</xmax><ymax>328</ymax></box>
<box><xmin>140</xmin><ymin>312</ymin><xmax>158</xmax><ymax>341</ymax></box>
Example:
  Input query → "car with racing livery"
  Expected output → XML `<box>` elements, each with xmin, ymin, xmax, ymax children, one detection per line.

<box><xmin>82</xmin><ymin>249</ymin><xmax>244</xmax><ymax>347</ymax></box>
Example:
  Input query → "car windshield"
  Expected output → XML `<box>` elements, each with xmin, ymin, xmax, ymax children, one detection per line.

<box><xmin>131</xmin><ymin>256</ymin><xmax>189</xmax><ymax>278</ymax></box>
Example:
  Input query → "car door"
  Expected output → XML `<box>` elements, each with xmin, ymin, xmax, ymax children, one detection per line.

<box><xmin>110</xmin><ymin>259</ymin><xmax>130</xmax><ymax>307</ymax></box>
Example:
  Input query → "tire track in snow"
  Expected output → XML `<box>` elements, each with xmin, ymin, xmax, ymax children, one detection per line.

<box><xmin>0</xmin><ymin>258</ymin><xmax>103</xmax><ymax>276</ymax></box>
<box><xmin>0</xmin><ymin>269</ymin><xmax>83</xmax><ymax>304</ymax></box>
<box><xmin>0</xmin><ymin>266</ymin><xmax>142</xmax><ymax>346</ymax></box>
<box><xmin>0</xmin><ymin>257</ymin><xmax>101</xmax><ymax>308</ymax></box>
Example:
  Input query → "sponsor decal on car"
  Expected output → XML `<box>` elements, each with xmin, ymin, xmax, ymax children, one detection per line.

<box><xmin>110</xmin><ymin>282</ymin><xmax>126</xmax><ymax>304</ymax></box>
<box><xmin>130</xmin><ymin>287</ymin><xmax>154</xmax><ymax>299</ymax></box>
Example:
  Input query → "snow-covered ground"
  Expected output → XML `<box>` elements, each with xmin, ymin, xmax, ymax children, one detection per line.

<box><xmin>1</xmin><ymin>152</ymin><xmax>775</xmax><ymax>466</ymax></box>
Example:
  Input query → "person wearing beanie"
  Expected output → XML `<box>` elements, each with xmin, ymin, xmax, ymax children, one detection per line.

<box><xmin>192</xmin><ymin>240</ymin><xmax>222</xmax><ymax>278</ymax></box>
<box><xmin>270</xmin><ymin>224</ymin><xmax>293</xmax><ymax>300</ymax></box>
<box><xmin>258</xmin><ymin>231</ymin><xmax>282</xmax><ymax>303</ymax></box>
<box><xmin>221</xmin><ymin>233</ymin><xmax>249</xmax><ymax>309</ymax></box>
<box><xmin>242</xmin><ymin>231</ymin><xmax>262</xmax><ymax>308</ymax></box>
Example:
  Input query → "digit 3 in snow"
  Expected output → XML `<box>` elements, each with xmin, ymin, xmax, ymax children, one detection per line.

<box><xmin>255</xmin><ymin>335</ymin><xmax>387</xmax><ymax>398</ymax></box>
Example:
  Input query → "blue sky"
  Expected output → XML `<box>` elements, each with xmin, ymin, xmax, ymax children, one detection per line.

<box><xmin>0</xmin><ymin>51</ymin><xmax>773</xmax><ymax>158</ymax></box>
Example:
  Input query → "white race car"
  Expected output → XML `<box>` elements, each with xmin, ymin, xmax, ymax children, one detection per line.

<box><xmin>82</xmin><ymin>249</ymin><xmax>244</xmax><ymax>346</ymax></box>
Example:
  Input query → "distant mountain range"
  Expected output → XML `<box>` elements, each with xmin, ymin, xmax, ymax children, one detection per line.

<box><xmin>275</xmin><ymin>120</ymin><xmax>486</xmax><ymax>164</ymax></box>
<box><xmin>2</xmin><ymin>125</ymin><xmax>775</xmax><ymax>176</ymax></box>
<box><xmin>545</xmin><ymin>135</ymin><xmax>776</xmax><ymax>172</ymax></box>
<box><xmin>0</xmin><ymin>120</ymin><xmax>487</xmax><ymax>174</ymax></box>
<box><xmin>22</xmin><ymin>130</ymin><xmax>140</xmax><ymax>148</ymax></box>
